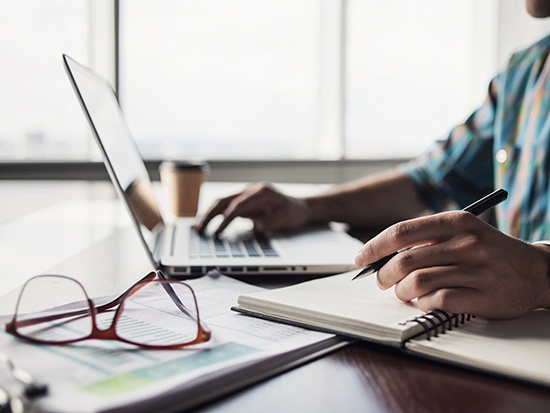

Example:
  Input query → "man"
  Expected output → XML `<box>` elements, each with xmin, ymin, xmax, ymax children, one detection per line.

<box><xmin>195</xmin><ymin>0</ymin><xmax>550</xmax><ymax>320</ymax></box>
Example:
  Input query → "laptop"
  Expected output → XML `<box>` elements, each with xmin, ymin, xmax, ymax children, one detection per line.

<box><xmin>63</xmin><ymin>54</ymin><xmax>362</xmax><ymax>278</ymax></box>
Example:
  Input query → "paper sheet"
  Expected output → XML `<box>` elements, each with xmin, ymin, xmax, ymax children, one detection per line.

<box><xmin>405</xmin><ymin>309</ymin><xmax>550</xmax><ymax>386</ymax></box>
<box><xmin>0</xmin><ymin>273</ymin><xmax>335</xmax><ymax>413</ymax></box>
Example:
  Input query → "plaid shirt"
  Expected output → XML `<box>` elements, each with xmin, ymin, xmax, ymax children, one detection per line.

<box><xmin>401</xmin><ymin>34</ymin><xmax>550</xmax><ymax>243</ymax></box>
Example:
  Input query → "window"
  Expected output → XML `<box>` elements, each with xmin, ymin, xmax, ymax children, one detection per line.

<box><xmin>0</xmin><ymin>0</ymin><xmax>90</xmax><ymax>160</ymax></box>
<box><xmin>2</xmin><ymin>0</ymin><xmax>550</xmax><ymax>162</ymax></box>
<box><xmin>346</xmin><ymin>0</ymin><xmax>494</xmax><ymax>159</ymax></box>
<box><xmin>119</xmin><ymin>0</ymin><xmax>319</xmax><ymax>160</ymax></box>
<box><xmin>346</xmin><ymin>0</ymin><xmax>550</xmax><ymax>159</ymax></box>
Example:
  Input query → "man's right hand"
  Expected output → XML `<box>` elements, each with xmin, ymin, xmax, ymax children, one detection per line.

<box><xmin>193</xmin><ymin>183</ymin><xmax>312</xmax><ymax>235</ymax></box>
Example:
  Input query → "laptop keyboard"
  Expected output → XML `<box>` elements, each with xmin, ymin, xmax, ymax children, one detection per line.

<box><xmin>188</xmin><ymin>231</ymin><xmax>278</xmax><ymax>259</ymax></box>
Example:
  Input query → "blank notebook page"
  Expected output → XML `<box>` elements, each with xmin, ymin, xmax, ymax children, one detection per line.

<box><xmin>237</xmin><ymin>271</ymin><xmax>427</xmax><ymax>342</ymax></box>
<box><xmin>406</xmin><ymin>309</ymin><xmax>550</xmax><ymax>386</ymax></box>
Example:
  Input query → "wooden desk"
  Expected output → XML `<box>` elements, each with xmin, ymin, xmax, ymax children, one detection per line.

<box><xmin>1</xmin><ymin>180</ymin><xmax>549</xmax><ymax>413</ymax></box>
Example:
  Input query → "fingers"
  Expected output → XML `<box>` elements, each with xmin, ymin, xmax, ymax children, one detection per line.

<box><xmin>389</xmin><ymin>262</ymin><xmax>495</xmax><ymax>316</ymax></box>
<box><xmin>393</xmin><ymin>265</ymin><xmax>475</xmax><ymax>302</ymax></box>
<box><xmin>411</xmin><ymin>285</ymin><xmax>513</xmax><ymax>319</ymax></box>
<box><xmin>354</xmin><ymin>209</ymin><xmax>550</xmax><ymax>319</ymax></box>
<box><xmin>194</xmin><ymin>183</ymin><xmax>287</xmax><ymax>234</ymax></box>
<box><xmin>371</xmin><ymin>212</ymin><xmax>493</xmax><ymax>292</ymax></box>
<box><xmin>356</xmin><ymin>211</ymin><xmax>467</xmax><ymax>267</ymax></box>
<box><xmin>359</xmin><ymin>211</ymin><xmax>497</xmax><ymax>314</ymax></box>
<box><xmin>376</xmin><ymin>242</ymin><xmax>460</xmax><ymax>289</ymax></box>
<box><xmin>194</xmin><ymin>194</ymin><xmax>238</xmax><ymax>233</ymax></box>
<box><xmin>215</xmin><ymin>188</ymin><xmax>275</xmax><ymax>234</ymax></box>
<box><xmin>356</xmin><ymin>211</ymin><xmax>483</xmax><ymax>270</ymax></box>
<box><xmin>416</xmin><ymin>287</ymin><xmax>483</xmax><ymax>316</ymax></box>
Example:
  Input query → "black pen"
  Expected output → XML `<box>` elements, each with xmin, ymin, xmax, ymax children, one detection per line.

<box><xmin>351</xmin><ymin>188</ymin><xmax>508</xmax><ymax>281</ymax></box>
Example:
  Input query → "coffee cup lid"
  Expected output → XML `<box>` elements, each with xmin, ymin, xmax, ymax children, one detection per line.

<box><xmin>159</xmin><ymin>160</ymin><xmax>210</xmax><ymax>172</ymax></box>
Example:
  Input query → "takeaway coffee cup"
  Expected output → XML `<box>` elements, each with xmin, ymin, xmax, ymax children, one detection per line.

<box><xmin>159</xmin><ymin>161</ymin><xmax>210</xmax><ymax>217</ymax></box>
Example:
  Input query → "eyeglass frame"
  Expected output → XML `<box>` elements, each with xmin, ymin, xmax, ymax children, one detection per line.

<box><xmin>5</xmin><ymin>270</ymin><xmax>211</xmax><ymax>350</ymax></box>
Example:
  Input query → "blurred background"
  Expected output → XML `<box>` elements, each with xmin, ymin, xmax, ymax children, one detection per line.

<box><xmin>1</xmin><ymin>0</ymin><xmax>550</xmax><ymax>180</ymax></box>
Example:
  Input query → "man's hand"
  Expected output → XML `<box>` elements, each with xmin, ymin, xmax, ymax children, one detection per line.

<box><xmin>193</xmin><ymin>183</ymin><xmax>311</xmax><ymax>235</ymax></box>
<box><xmin>354</xmin><ymin>211</ymin><xmax>550</xmax><ymax>319</ymax></box>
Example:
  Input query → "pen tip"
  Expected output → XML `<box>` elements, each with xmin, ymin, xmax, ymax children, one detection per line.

<box><xmin>351</xmin><ymin>266</ymin><xmax>374</xmax><ymax>281</ymax></box>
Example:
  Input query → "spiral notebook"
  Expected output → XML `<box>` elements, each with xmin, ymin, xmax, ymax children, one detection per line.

<box><xmin>232</xmin><ymin>271</ymin><xmax>550</xmax><ymax>388</ymax></box>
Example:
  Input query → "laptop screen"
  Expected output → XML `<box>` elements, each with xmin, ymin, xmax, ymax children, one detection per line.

<box><xmin>63</xmin><ymin>54</ymin><xmax>163</xmax><ymax>266</ymax></box>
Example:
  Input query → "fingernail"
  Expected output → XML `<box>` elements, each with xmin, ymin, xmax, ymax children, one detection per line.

<box><xmin>355</xmin><ymin>252</ymin><xmax>365</xmax><ymax>268</ymax></box>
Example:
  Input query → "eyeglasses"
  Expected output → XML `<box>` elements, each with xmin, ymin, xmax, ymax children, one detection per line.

<box><xmin>5</xmin><ymin>271</ymin><xmax>211</xmax><ymax>349</ymax></box>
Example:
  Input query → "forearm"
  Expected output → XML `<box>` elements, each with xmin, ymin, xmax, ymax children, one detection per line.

<box><xmin>303</xmin><ymin>169</ymin><xmax>428</xmax><ymax>228</ymax></box>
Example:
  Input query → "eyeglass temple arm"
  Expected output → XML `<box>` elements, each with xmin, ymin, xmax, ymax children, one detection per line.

<box><xmin>94</xmin><ymin>271</ymin><xmax>158</xmax><ymax>313</ymax></box>
<box><xmin>96</xmin><ymin>270</ymin><xmax>210</xmax><ymax>333</ymax></box>
<box><xmin>156</xmin><ymin>269</ymin><xmax>196</xmax><ymax>319</ymax></box>
<box><xmin>156</xmin><ymin>271</ymin><xmax>211</xmax><ymax>333</ymax></box>
<box><xmin>159</xmin><ymin>282</ymin><xmax>211</xmax><ymax>333</ymax></box>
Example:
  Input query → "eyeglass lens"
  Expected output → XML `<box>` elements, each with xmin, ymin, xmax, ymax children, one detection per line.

<box><xmin>114</xmin><ymin>281</ymin><xmax>200</xmax><ymax>346</ymax></box>
<box><xmin>14</xmin><ymin>276</ymin><xmax>93</xmax><ymax>343</ymax></box>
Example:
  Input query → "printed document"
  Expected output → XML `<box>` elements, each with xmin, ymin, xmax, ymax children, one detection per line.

<box><xmin>0</xmin><ymin>273</ymin><xmax>343</xmax><ymax>413</ymax></box>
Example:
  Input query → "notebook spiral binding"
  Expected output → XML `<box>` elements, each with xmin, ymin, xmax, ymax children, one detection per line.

<box><xmin>400</xmin><ymin>310</ymin><xmax>476</xmax><ymax>341</ymax></box>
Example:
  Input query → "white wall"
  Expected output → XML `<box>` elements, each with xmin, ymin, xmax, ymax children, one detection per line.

<box><xmin>498</xmin><ymin>0</ymin><xmax>550</xmax><ymax>70</ymax></box>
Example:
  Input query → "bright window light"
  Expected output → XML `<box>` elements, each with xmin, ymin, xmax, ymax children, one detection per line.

<box><xmin>0</xmin><ymin>0</ymin><xmax>89</xmax><ymax>160</ymax></box>
<box><xmin>345</xmin><ymin>0</ymin><xmax>493</xmax><ymax>159</ymax></box>
<box><xmin>2</xmin><ymin>0</ymin><xmax>550</xmax><ymax>163</ymax></box>
<box><xmin>119</xmin><ymin>0</ymin><xmax>320</xmax><ymax>160</ymax></box>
